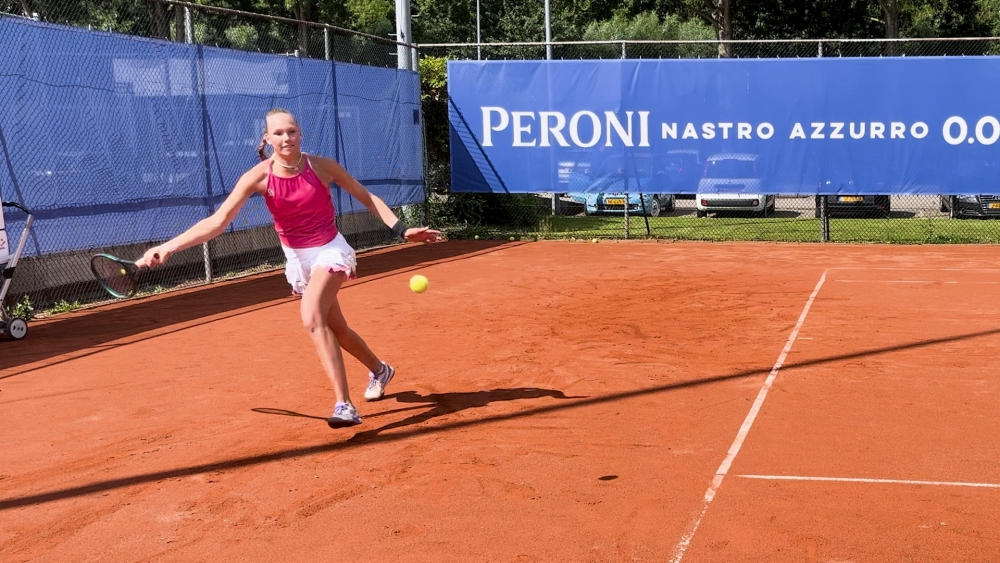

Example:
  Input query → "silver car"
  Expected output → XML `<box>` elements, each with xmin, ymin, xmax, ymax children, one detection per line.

<box><xmin>695</xmin><ymin>153</ymin><xmax>776</xmax><ymax>217</ymax></box>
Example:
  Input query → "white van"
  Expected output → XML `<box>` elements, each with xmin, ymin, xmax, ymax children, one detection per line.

<box><xmin>695</xmin><ymin>153</ymin><xmax>775</xmax><ymax>217</ymax></box>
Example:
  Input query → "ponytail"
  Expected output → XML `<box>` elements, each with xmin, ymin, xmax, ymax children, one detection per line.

<box><xmin>257</xmin><ymin>136</ymin><xmax>268</xmax><ymax>162</ymax></box>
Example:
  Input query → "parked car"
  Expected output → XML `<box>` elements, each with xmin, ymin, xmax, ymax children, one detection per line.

<box><xmin>695</xmin><ymin>153</ymin><xmax>775</xmax><ymax>217</ymax></box>
<box><xmin>931</xmin><ymin>158</ymin><xmax>1000</xmax><ymax>218</ymax></box>
<box><xmin>814</xmin><ymin>191</ymin><xmax>891</xmax><ymax>219</ymax></box>
<box><xmin>939</xmin><ymin>194</ymin><xmax>1000</xmax><ymax>218</ymax></box>
<box><xmin>578</xmin><ymin>192</ymin><xmax>674</xmax><ymax>216</ymax></box>
<box><xmin>663</xmin><ymin>149</ymin><xmax>702</xmax><ymax>199</ymax></box>
<box><xmin>567</xmin><ymin>153</ymin><xmax>675</xmax><ymax>217</ymax></box>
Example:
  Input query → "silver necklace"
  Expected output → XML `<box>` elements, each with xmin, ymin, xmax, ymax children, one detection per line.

<box><xmin>275</xmin><ymin>152</ymin><xmax>303</xmax><ymax>170</ymax></box>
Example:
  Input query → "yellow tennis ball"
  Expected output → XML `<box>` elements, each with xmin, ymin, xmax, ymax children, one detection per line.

<box><xmin>409</xmin><ymin>274</ymin><xmax>429</xmax><ymax>293</ymax></box>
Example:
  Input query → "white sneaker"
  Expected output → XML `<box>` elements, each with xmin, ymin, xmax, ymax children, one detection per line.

<box><xmin>364</xmin><ymin>363</ymin><xmax>395</xmax><ymax>401</ymax></box>
<box><xmin>327</xmin><ymin>402</ymin><xmax>362</xmax><ymax>428</ymax></box>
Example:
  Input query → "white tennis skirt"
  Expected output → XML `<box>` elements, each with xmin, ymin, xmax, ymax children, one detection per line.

<box><xmin>281</xmin><ymin>233</ymin><xmax>357</xmax><ymax>295</ymax></box>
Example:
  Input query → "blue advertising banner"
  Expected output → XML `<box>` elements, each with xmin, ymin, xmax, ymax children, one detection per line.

<box><xmin>448</xmin><ymin>58</ymin><xmax>1000</xmax><ymax>196</ymax></box>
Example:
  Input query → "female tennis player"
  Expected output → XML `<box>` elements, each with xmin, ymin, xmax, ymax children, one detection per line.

<box><xmin>137</xmin><ymin>108</ymin><xmax>440</xmax><ymax>428</ymax></box>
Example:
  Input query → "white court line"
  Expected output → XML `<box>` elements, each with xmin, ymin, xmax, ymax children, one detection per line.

<box><xmin>836</xmin><ymin>279</ymin><xmax>933</xmax><ymax>283</ymax></box>
<box><xmin>832</xmin><ymin>267</ymin><xmax>1000</xmax><ymax>272</ymax></box>
<box><xmin>835</xmin><ymin>280</ymin><xmax>998</xmax><ymax>284</ymax></box>
<box><xmin>736</xmin><ymin>475</ymin><xmax>1000</xmax><ymax>489</ymax></box>
<box><xmin>669</xmin><ymin>270</ymin><xmax>828</xmax><ymax>563</ymax></box>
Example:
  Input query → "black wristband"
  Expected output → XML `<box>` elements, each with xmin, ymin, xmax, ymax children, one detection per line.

<box><xmin>391</xmin><ymin>220</ymin><xmax>408</xmax><ymax>239</ymax></box>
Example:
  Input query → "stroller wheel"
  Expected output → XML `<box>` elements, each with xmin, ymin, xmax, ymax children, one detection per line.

<box><xmin>7</xmin><ymin>317</ymin><xmax>27</xmax><ymax>340</ymax></box>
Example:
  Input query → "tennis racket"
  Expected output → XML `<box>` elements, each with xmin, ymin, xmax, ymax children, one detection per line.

<box><xmin>90</xmin><ymin>252</ymin><xmax>156</xmax><ymax>299</ymax></box>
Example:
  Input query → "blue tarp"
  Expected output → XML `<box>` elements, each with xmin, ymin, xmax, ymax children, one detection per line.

<box><xmin>0</xmin><ymin>16</ymin><xmax>423</xmax><ymax>256</ymax></box>
<box><xmin>448</xmin><ymin>58</ymin><xmax>1000</xmax><ymax>196</ymax></box>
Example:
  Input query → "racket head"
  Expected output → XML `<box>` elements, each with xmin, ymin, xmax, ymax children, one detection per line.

<box><xmin>90</xmin><ymin>253</ymin><xmax>139</xmax><ymax>298</ymax></box>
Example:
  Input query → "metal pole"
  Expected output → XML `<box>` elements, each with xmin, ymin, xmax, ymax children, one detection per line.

<box><xmin>395</xmin><ymin>0</ymin><xmax>412</xmax><ymax>70</ymax></box>
<box><xmin>324</xmin><ymin>28</ymin><xmax>330</xmax><ymax>60</ymax></box>
<box><xmin>545</xmin><ymin>0</ymin><xmax>556</xmax><ymax>213</ymax></box>
<box><xmin>820</xmin><ymin>196</ymin><xmax>830</xmax><ymax>242</ymax></box>
<box><xmin>621</xmin><ymin>41</ymin><xmax>626</xmax><ymax>59</ymax></box>
<box><xmin>817</xmin><ymin>42</ymin><xmax>826</xmax><ymax>242</ymax></box>
<box><xmin>639</xmin><ymin>193</ymin><xmax>650</xmax><ymax>237</ymax></box>
<box><xmin>185</xmin><ymin>7</ymin><xmax>213</xmax><ymax>283</ymax></box>
<box><xmin>184</xmin><ymin>6</ymin><xmax>193</xmax><ymax>43</ymax></box>
<box><xmin>624</xmin><ymin>192</ymin><xmax>630</xmax><ymax>239</ymax></box>
<box><xmin>544</xmin><ymin>0</ymin><xmax>552</xmax><ymax>60</ymax></box>
<box><xmin>476</xmin><ymin>0</ymin><xmax>481</xmax><ymax>60</ymax></box>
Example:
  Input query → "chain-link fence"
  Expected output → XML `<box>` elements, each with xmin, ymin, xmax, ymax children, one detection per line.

<box><xmin>420</xmin><ymin>37</ymin><xmax>1000</xmax><ymax>61</ymax></box>
<box><xmin>417</xmin><ymin>38</ymin><xmax>1000</xmax><ymax>245</ymax></box>
<box><xmin>0</xmin><ymin>0</ymin><xmax>424</xmax><ymax>320</ymax></box>
<box><xmin>1</xmin><ymin>0</ymin><xmax>410</xmax><ymax>65</ymax></box>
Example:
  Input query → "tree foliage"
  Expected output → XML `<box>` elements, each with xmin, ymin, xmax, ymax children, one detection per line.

<box><xmin>3</xmin><ymin>0</ymin><xmax>997</xmax><ymax>43</ymax></box>
<box><xmin>582</xmin><ymin>10</ymin><xmax>713</xmax><ymax>41</ymax></box>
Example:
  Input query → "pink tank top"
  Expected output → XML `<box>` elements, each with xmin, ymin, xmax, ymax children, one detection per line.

<box><xmin>263</xmin><ymin>155</ymin><xmax>339</xmax><ymax>249</ymax></box>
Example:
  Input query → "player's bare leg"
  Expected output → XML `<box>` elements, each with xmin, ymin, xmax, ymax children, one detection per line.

<box><xmin>326</xmin><ymin>298</ymin><xmax>380</xmax><ymax>372</ymax></box>
<box><xmin>325</xmin><ymin>299</ymin><xmax>395</xmax><ymax>401</ymax></box>
<box><xmin>300</xmin><ymin>267</ymin><xmax>360</xmax><ymax>427</ymax></box>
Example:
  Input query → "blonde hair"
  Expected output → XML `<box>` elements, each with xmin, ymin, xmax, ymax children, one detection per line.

<box><xmin>257</xmin><ymin>108</ymin><xmax>296</xmax><ymax>161</ymax></box>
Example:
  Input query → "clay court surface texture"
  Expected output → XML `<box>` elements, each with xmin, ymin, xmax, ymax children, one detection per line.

<box><xmin>2</xmin><ymin>240</ymin><xmax>999</xmax><ymax>562</ymax></box>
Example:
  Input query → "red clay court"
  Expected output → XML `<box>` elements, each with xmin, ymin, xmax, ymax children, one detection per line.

<box><xmin>1</xmin><ymin>240</ymin><xmax>998</xmax><ymax>562</ymax></box>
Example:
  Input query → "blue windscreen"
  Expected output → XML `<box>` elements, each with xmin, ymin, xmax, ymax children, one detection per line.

<box><xmin>0</xmin><ymin>16</ymin><xmax>423</xmax><ymax>256</ymax></box>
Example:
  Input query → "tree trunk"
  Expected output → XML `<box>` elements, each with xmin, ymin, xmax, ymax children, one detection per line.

<box><xmin>678</xmin><ymin>1</ymin><xmax>733</xmax><ymax>58</ymax></box>
<box><xmin>291</xmin><ymin>0</ymin><xmax>313</xmax><ymax>56</ymax></box>
<box><xmin>149</xmin><ymin>0</ymin><xmax>169</xmax><ymax>39</ymax></box>
<box><xmin>878</xmin><ymin>0</ymin><xmax>901</xmax><ymax>56</ymax></box>
<box><xmin>174</xmin><ymin>4</ymin><xmax>185</xmax><ymax>42</ymax></box>
<box><xmin>18</xmin><ymin>0</ymin><xmax>34</xmax><ymax>18</ymax></box>
<box><xmin>714</xmin><ymin>0</ymin><xmax>732</xmax><ymax>58</ymax></box>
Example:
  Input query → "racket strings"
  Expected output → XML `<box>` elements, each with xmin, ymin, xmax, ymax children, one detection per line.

<box><xmin>92</xmin><ymin>256</ymin><xmax>137</xmax><ymax>296</ymax></box>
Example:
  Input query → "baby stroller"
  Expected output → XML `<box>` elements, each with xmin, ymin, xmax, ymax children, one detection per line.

<box><xmin>0</xmin><ymin>200</ymin><xmax>34</xmax><ymax>340</ymax></box>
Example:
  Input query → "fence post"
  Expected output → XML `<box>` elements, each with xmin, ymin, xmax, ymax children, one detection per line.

<box><xmin>621</xmin><ymin>41</ymin><xmax>626</xmax><ymax>59</ymax></box>
<box><xmin>324</xmin><ymin>28</ymin><xmax>330</xmax><ymax>61</ymax></box>
<box><xmin>185</xmin><ymin>9</ymin><xmax>213</xmax><ymax>283</ymax></box>
<box><xmin>639</xmin><ymin>193</ymin><xmax>651</xmax><ymax>237</ymax></box>
<box><xmin>820</xmin><ymin>196</ymin><xmax>830</xmax><ymax>242</ymax></box>
<box><xmin>416</xmin><ymin>48</ymin><xmax>431</xmax><ymax>228</ymax></box>
<box><xmin>184</xmin><ymin>6</ymin><xmax>193</xmax><ymax>43</ymax></box>
<box><xmin>395</xmin><ymin>0</ymin><xmax>412</xmax><ymax>70</ymax></box>
<box><xmin>546</xmin><ymin>3</ymin><xmax>558</xmax><ymax>216</ymax></box>
<box><xmin>817</xmin><ymin>40</ymin><xmax>827</xmax><ymax>242</ymax></box>
<box><xmin>544</xmin><ymin>0</ymin><xmax>552</xmax><ymax>60</ymax></box>
<box><xmin>624</xmin><ymin>193</ymin><xmax>630</xmax><ymax>239</ymax></box>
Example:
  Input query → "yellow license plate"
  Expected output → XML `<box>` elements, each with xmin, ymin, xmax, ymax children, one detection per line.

<box><xmin>989</xmin><ymin>202</ymin><xmax>1000</xmax><ymax>209</ymax></box>
<box><xmin>839</xmin><ymin>196</ymin><xmax>864</xmax><ymax>203</ymax></box>
<box><xmin>605</xmin><ymin>198</ymin><xmax>625</xmax><ymax>205</ymax></box>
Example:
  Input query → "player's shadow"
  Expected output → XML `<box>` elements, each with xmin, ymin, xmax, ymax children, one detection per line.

<box><xmin>251</xmin><ymin>404</ymin><xmax>433</xmax><ymax>420</ymax></box>
<box><xmin>350</xmin><ymin>387</ymin><xmax>585</xmax><ymax>441</ymax></box>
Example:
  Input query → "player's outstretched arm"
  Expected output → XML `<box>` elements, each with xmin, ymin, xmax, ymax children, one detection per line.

<box><xmin>310</xmin><ymin>155</ymin><xmax>442</xmax><ymax>244</ymax></box>
<box><xmin>137</xmin><ymin>166</ymin><xmax>266</xmax><ymax>268</ymax></box>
